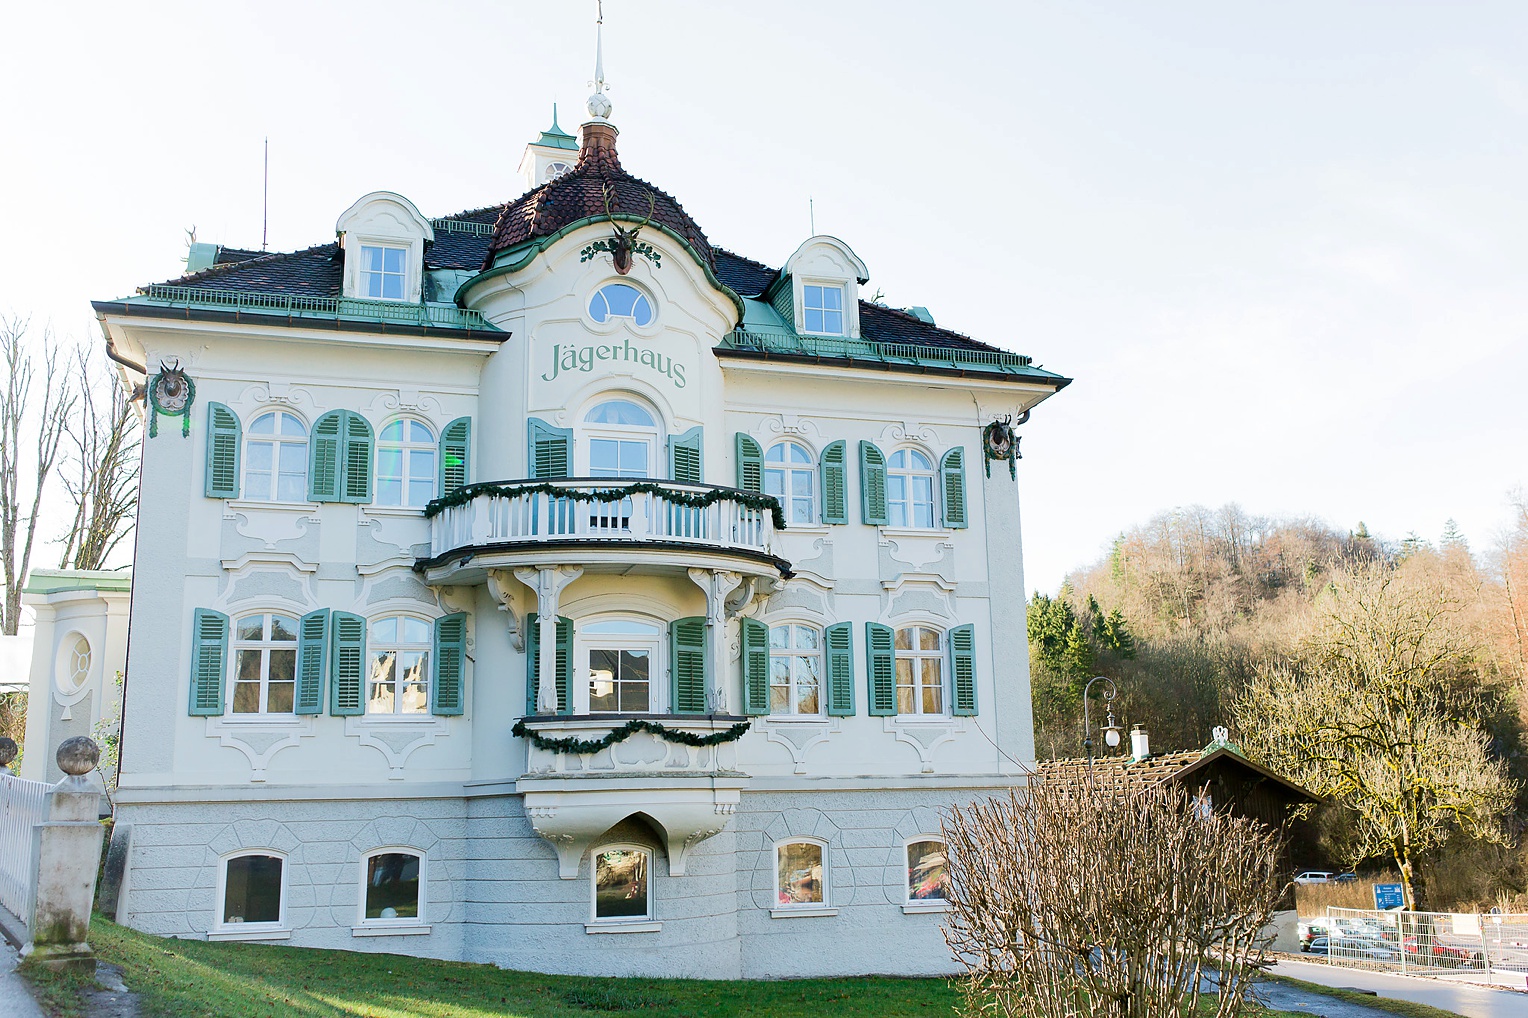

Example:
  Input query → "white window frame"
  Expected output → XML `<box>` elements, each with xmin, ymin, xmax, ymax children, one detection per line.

<box><xmin>771</xmin><ymin>837</ymin><xmax>837</xmax><ymax>918</ymax></box>
<box><xmin>894</xmin><ymin>625</ymin><xmax>947</xmax><ymax>717</ymax></box>
<box><xmin>887</xmin><ymin>447</ymin><xmax>938</xmax><ymax>529</ymax></box>
<box><xmin>243</xmin><ymin>410</ymin><xmax>310</xmax><ymax>505</ymax></box>
<box><xmin>574</xmin><ymin>615</ymin><xmax>664</xmax><ymax>715</ymax></box>
<box><xmin>375</xmin><ymin>417</ymin><xmax>438</xmax><ymax>509</ymax></box>
<box><xmin>903</xmin><ymin>836</ymin><xmax>951</xmax><ymax>912</ymax></box>
<box><xmin>767</xmin><ymin>622</ymin><xmax>824</xmax><ymax>718</ymax></box>
<box><xmin>764</xmin><ymin>441</ymin><xmax>816</xmax><ymax>525</ymax></box>
<box><xmin>800</xmin><ymin>283</ymin><xmax>846</xmax><ymax>336</ymax></box>
<box><xmin>211</xmin><ymin>850</ymin><xmax>289</xmax><ymax>940</ymax></box>
<box><xmin>54</xmin><ymin>631</ymin><xmax>93</xmax><ymax>696</ymax></box>
<box><xmin>587</xmin><ymin>842</ymin><xmax>660</xmax><ymax>933</ymax></box>
<box><xmin>587</xmin><ymin>281</ymin><xmax>657</xmax><ymax>328</ymax></box>
<box><xmin>358</xmin><ymin>243</ymin><xmax>410</xmax><ymax>301</ymax></box>
<box><xmin>545</xmin><ymin>160</ymin><xmax>572</xmax><ymax>182</ymax></box>
<box><xmin>365</xmin><ymin>615</ymin><xmax>433</xmax><ymax>717</ymax></box>
<box><xmin>230</xmin><ymin>612</ymin><xmax>301</xmax><ymax>717</ymax></box>
<box><xmin>576</xmin><ymin>397</ymin><xmax>663</xmax><ymax>480</ymax></box>
<box><xmin>352</xmin><ymin>848</ymin><xmax>430</xmax><ymax>936</ymax></box>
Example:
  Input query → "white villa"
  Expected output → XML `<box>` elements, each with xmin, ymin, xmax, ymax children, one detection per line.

<box><xmin>49</xmin><ymin>34</ymin><xmax>1069</xmax><ymax>978</ymax></box>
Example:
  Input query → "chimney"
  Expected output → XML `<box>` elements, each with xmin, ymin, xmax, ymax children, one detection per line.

<box><xmin>1129</xmin><ymin>725</ymin><xmax>1150</xmax><ymax>762</ymax></box>
<box><xmin>577</xmin><ymin>121</ymin><xmax>622</xmax><ymax>174</ymax></box>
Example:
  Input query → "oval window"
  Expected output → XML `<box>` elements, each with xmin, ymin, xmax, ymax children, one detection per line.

<box><xmin>589</xmin><ymin>283</ymin><xmax>654</xmax><ymax>327</ymax></box>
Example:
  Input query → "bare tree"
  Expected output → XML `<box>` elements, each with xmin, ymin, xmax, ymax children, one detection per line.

<box><xmin>0</xmin><ymin>316</ymin><xmax>74</xmax><ymax>636</ymax></box>
<box><xmin>1234</xmin><ymin>560</ymin><xmax>1517</xmax><ymax>910</ymax></box>
<box><xmin>942</xmin><ymin>780</ymin><xmax>1283</xmax><ymax>1018</ymax></box>
<box><xmin>56</xmin><ymin>345</ymin><xmax>139</xmax><ymax>571</ymax></box>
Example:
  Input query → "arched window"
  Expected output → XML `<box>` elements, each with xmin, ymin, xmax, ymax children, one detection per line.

<box><xmin>588</xmin><ymin>283</ymin><xmax>655</xmax><ymax>326</ymax></box>
<box><xmin>764</xmin><ymin>442</ymin><xmax>815</xmax><ymax>524</ymax></box>
<box><xmin>367</xmin><ymin>616</ymin><xmax>432</xmax><ymax>715</ymax></box>
<box><xmin>768</xmin><ymin>623</ymin><xmax>821</xmax><ymax>715</ymax></box>
<box><xmin>360</xmin><ymin>849</ymin><xmax>423</xmax><ymax>925</ymax></box>
<box><xmin>775</xmin><ymin>839</ymin><xmax>827</xmax><ymax>908</ymax></box>
<box><xmin>231</xmin><ymin>613</ymin><xmax>299</xmax><ymax>714</ymax></box>
<box><xmin>580</xmin><ymin>399</ymin><xmax>659</xmax><ymax>479</ymax></box>
<box><xmin>592</xmin><ymin>845</ymin><xmax>652</xmax><ymax>923</ymax></box>
<box><xmin>906</xmin><ymin>839</ymin><xmax>949</xmax><ymax>902</ymax></box>
<box><xmin>376</xmin><ymin>419</ymin><xmax>437</xmax><ymax>508</ymax></box>
<box><xmin>218</xmin><ymin>852</ymin><xmax>285</xmax><ymax>931</ymax></box>
<box><xmin>887</xmin><ymin>449</ymin><xmax>936</xmax><ymax>528</ymax></box>
<box><xmin>579</xmin><ymin>617</ymin><xmax>661</xmax><ymax>713</ymax></box>
<box><xmin>244</xmin><ymin>411</ymin><xmax>309</xmax><ymax>503</ymax></box>
<box><xmin>895</xmin><ymin>625</ymin><xmax>944</xmax><ymax>715</ymax></box>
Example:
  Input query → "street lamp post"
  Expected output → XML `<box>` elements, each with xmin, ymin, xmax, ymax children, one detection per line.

<box><xmin>1082</xmin><ymin>675</ymin><xmax>1122</xmax><ymax>784</ymax></box>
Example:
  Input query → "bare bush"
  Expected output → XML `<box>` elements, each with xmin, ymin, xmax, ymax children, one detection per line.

<box><xmin>942</xmin><ymin>780</ymin><xmax>1283</xmax><ymax>1018</ymax></box>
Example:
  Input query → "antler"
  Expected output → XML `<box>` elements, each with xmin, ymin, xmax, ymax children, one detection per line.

<box><xmin>602</xmin><ymin>182</ymin><xmax>617</xmax><ymax>222</ymax></box>
<box><xmin>637</xmin><ymin>192</ymin><xmax>656</xmax><ymax>231</ymax></box>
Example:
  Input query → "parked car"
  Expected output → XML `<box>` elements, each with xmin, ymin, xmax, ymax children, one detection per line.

<box><xmin>1294</xmin><ymin>871</ymin><xmax>1335</xmax><ymax>885</ymax></box>
<box><xmin>1304</xmin><ymin>936</ymin><xmax>1400</xmax><ymax>961</ymax></box>
<box><xmin>1333</xmin><ymin>872</ymin><xmax>1358</xmax><ymax>883</ymax></box>
<box><xmin>1402</xmin><ymin>937</ymin><xmax>1482</xmax><ymax>968</ymax></box>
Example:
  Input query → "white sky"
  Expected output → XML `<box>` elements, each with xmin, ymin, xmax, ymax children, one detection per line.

<box><xmin>3</xmin><ymin>1</ymin><xmax>1525</xmax><ymax>593</ymax></box>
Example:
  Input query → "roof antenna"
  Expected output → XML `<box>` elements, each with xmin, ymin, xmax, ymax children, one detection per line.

<box><xmin>809</xmin><ymin>196</ymin><xmax>815</xmax><ymax>235</ymax></box>
<box><xmin>261</xmin><ymin>136</ymin><xmax>269</xmax><ymax>252</ymax></box>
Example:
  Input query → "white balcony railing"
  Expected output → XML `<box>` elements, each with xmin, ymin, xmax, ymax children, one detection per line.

<box><xmin>427</xmin><ymin>480</ymin><xmax>779</xmax><ymax>560</ymax></box>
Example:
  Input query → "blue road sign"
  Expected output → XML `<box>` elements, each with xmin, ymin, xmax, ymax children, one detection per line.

<box><xmin>1373</xmin><ymin>883</ymin><xmax>1405</xmax><ymax>910</ymax></box>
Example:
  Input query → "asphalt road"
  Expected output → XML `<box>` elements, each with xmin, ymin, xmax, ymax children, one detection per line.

<box><xmin>1271</xmin><ymin>957</ymin><xmax>1528</xmax><ymax>1018</ymax></box>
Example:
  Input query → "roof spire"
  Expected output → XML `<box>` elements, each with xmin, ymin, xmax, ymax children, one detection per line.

<box><xmin>587</xmin><ymin>0</ymin><xmax>612</xmax><ymax>122</ymax></box>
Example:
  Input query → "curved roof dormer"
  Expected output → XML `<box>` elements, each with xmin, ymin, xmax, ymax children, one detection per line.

<box><xmin>773</xmin><ymin>235</ymin><xmax>871</xmax><ymax>340</ymax></box>
<box><xmin>336</xmin><ymin>192</ymin><xmax>434</xmax><ymax>302</ymax></box>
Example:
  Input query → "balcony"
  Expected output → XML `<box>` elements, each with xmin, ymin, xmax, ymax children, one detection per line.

<box><xmin>416</xmin><ymin>479</ymin><xmax>791</xmax><ymax>585</ymax></box>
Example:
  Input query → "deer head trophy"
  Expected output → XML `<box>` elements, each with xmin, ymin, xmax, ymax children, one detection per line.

<box><xmin>154</xmin><ymin>358</ymin><xmax>191</xmax><ymax>411</ymax></box>
<box><xmin>602</xmin><ymin>183</ymin><xmax>656</xmax><ymax>275</ymax></box>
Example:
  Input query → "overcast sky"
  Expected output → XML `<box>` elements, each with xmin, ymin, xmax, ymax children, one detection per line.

<box><xmin>3</xmin><ymin>1</ymin><xmax>1525</xmax><ymax>594</ymax></box>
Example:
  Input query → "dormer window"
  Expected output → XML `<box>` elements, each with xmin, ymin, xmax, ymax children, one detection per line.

<box><xmin>360</xmin><ymin>245</ymin><xmax>408</xmax><ymax>300</ymax></box>
<box><xmin>802</xmin><ymin>285</ymin><xmax>845</xmax><ymax>336</ymax></box>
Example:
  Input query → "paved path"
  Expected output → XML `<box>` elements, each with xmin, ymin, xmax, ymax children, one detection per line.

<box><xmin>0</xmin><ymin>941</ymin><xmax>47</xmax><ymax>1018</ymax></box>
<box><xmin>1271</xmin><ymin>957</ymin><xmax>1528</xmax><ymax>1018</ymax></box>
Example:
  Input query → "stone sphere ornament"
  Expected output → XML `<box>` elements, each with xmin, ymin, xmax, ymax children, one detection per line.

<box><xmin>56</xmin><ymin>736</ymin><xmax>100</xmax><ymax>776</ymax></box>
<box><xmin>587</xmin><ymin>91</ymin><xmax>612</xmax><ymax>120</ymax></box>
<box><xmin>0</xmin><ymin>736</ymin><xmax>16</xmax><ymax>768</ymax></box>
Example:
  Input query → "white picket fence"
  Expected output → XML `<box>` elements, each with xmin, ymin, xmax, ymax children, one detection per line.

<box><xmin>1322</xmin><ymin>905</ymin><xmax>1528</xmax><ymax>990</ymax></box>
<box><xmin>0</xmin><ymin>771</ymin><xmax>49</xmax><ymax>927</ymax></box>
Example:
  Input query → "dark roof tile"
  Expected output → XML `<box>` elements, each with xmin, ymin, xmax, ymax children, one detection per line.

<box><xmin>151</xmin><ymin>244</ymin><xmax>342</xmax><ymax>297</ymax></box>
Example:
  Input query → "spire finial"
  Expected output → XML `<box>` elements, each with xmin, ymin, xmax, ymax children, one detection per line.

<box><xmin>587</xmin><ymin>0</ymin><xmax>612</xmax><ymax>121</ymax></box>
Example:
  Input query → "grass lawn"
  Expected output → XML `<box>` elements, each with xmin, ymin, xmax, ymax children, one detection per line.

<box><xmin>22</xmin><ymin>917</ymin><xmax>1354</xmax><ymax>1018</ymax></box>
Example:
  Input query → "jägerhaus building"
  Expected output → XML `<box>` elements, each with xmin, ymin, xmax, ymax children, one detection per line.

<box><xmin>91</xmin><ymin>37</ymin><xmax>1069</xmax><ymax>979</ymax></box>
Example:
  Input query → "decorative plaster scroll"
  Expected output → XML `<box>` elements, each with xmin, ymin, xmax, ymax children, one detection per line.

<box><xmin>358</xmin><ymin>513</ymin><xmax>430</xmax><ymax>559</ymax></box>
<box><xmin>227</xmin><ymin>569</ymin><xmax>310</xmax><ymax>608</ymax></box>
<box><xmin>760</xmin><ymin>718</ymin><xmax>839</xmax><ymax>775</ymax></box>
<box><xmin>880</xmin><ymin>421</ymin><xmax>938</xmax><ymax>447</ymax></box>
<box><xmin>688</xmin><ymin>568</ymin><xmax>744</xmax><ymax>713</ymax></box>
<box><xmin>759</xmin><ymin>414</ymin><xmax>821</xmax><ymax>440</ymax></box>
<box><xmin>486</xmin><ymin>569</ymin><xmax>526</xmax><ymax>651</ymax></box>
<box><xmin>375</xmin><ymin>388</ymin><xmax>443</xmax><ymax>416</ymax></box>
<box><xmin>249</xmin><ymin>383</ymin><xmax>315</xmax><ymax>409</ymax></box>
<box><xmin>885</xmin><ymin>585</ymin><xmax>955</xmax><ymax>621</ymax></box>
<box><xmin>206</xmin><ymin>719</ymin><xmax>313</xmax><ymax>782</ymax></box>
<box><xmin>883</xmin><ymin>716</ymin><xmax>964</xmax><ymax>775</ymax></box>
<box><xmin>345</xmin><ymin>717</ymin><xmax>443</xmax><ymax>780</ymax></box>
<box><xmin>878</xmin><ymin>535</ymin><xmax>955</xmax><ymax>579</ymax></box>
<box><xmin>227</xmin><ymin>509</ymin><xmax>320</xmax><ymax>552</ymax></box>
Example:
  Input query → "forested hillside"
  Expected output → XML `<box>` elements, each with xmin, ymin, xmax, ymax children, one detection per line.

<box><xmin>1028</xmin><ymin>501</ymin><xmax>1528</xmax><ymax>907</ymax></box>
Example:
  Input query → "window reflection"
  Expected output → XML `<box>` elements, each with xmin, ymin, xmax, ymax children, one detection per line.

<box><xmin>594</xmin><ymin>849</ymin><xmax>650</xmax><ymax>921</ymax></box>
<box><xmin>777</xmin><ymin>841</ymin><xmax>824</xmax><ymax>905</ymax></box>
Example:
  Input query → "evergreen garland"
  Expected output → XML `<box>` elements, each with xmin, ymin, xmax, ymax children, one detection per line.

<box><xmin>512</xmin><ymin>717</ymin><xmax>752</xmax><ymax>755</ymax></box>
<box><xmin>425</xmin><ymin>480</ymin><xmax>787</xmax><ymax>530</ymax></box>
<box><xmin>147</xmin><ymin>372</ymin><xmax>197</xmax><ymax>438</ymax></box>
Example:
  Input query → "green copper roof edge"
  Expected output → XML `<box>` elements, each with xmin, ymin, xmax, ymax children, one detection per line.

<box><xmin>717</xmin><ymin>329</ymin><xmax>1067</xmax><ymax>380</ymax></box>
<box><xmin>118</xmin><ymin>286</ymin><xmax>503</xmax><ymax>332</ymax></box>
<box><xmin>456</xmin><ymin>217</ymin><xmax>746</xmax><ymax>321</ymax></box>
<box><xmin>24</xmin><ymin>567</ymin><xmax>133</xmax><ymax>594</ymax></box>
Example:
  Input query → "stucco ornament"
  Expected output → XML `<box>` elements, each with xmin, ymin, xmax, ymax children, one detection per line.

<box><xmin>56</xmin><ymin>736</ymin><xmax>100</xmax><ymax>777</ymax></box>
<box><xmin>982</xmin><ymin>409</ymin><xmax>1028</xmax><ymax>479</ymax></box>
<box><xmin>148</xmin><ymin>359</ymin><xmax>196</xmax><ymax>438</ymax></box>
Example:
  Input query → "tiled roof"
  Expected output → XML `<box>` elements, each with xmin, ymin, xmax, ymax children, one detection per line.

<box><xmin>149</xmin><ymin>243</ymin><xmax>342</xmax><ymax>297</ymax></box>
<box><xmin>1036</xmin><ymin>750</ymin><xmax>1207</xmax><ymax>796</ymax></box>
<box><xmin>859</xmin><ymin>300</ymin><xmax>1004</xmax><ymax>353</ymax></box>
<box><xmin>486</xmin><ymin>123</ymin><xmax>714</xmax><ymax>269</ymax></box>
<box><xmin>426</xmin><ymin>205</ymin><xmax>502</xmax><ymax>271</ymax></box>
<box><xmin>714</xmin><ymin>250</ymin><xmax>777</xmax><ymax>296</ymax></box>
<box><xmin>213</xmin><ymin>247</ymin><xmax>268</xmax><ymax>265</ymax></box>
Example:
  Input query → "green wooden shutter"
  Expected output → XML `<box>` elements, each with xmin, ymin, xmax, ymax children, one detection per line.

<box><xmin>188</xmin><ymin>608</ymin><xmax>229</xmax><ymax>716</ymax></box>
<box><xmin>740</xmin><ymin>617</ymin><xmax>769</xmax><ymax>716</ymax></box>
<box><xmin>670</xmin><ymin>616</ymin><xmax>708</xmax><ymax>715</ymax></box>
<box><xmin>293</xmin><ymin>609</ymin><xmax>330</xmax><ymax>716</ymax></box>
<box><xmin>866</xmin><ymin>621</ymin><xmax>896</xmax><ymax>716</ymax></box>
<box><xmin>949</xmin><ymin>623</ymin><xmax>977</xmax><ymax>716</ymax></box>
<box><xmin>524</xmin><ymin>613</ymin><xmax>573</xmax><ymax>714</ymax></box>
<box><xmin>432</xmin><ymin>612</ymin><xmax>467</xmax><ymax>716</ymax></box>
<box><xmin>940</xmin><ymin>447</ymin><xmax>968</xmax><ymax>529</ymax></box>
<box><xmin>440</xmin><ymin>417</ymin><xmax>471</xmax><ymax>495</ymax></box>
<box><xmin>859</xmin><ymin>441</ymin><xmax>888</xmax><ymax>525</ymax></box>
<box><xmin>341</xmin><ymin>412</ymin><xmax>374</xmax><ymax>503</ymax></box>
<box><xmin>735</xmin><ymin>433</ymin><xmax>763</xmax><ymax>492</ymax></box>
<box><xmin>824</xmin><ymin>621</ymin><xmax>855</xmax><ymax>716</ymax></box>
<box><xmin>309</xmin><ymin>411</ymin><xmax>344</xmax><ymax>502</ymax></box>
<box><xmin>820</xmin><ymin>440</ymin><xmax>847</xmax><ymax>525</ymax></box>
<box><xmin>205</xmin><ymin>403</ymin><xmax>241</xmax><ymax>499</ymax></box>
<box><xmin>528</xmin><ymin>418</ymin><xmax>572</xmax><ymax>479</ymax></box>
<box><xmin>669</xmin><ymin>426</ymin><xmax>703</xmax><ymax>484</ymax></box>
<box><xmin>329</xmin><ymin>611</ymin><xmax>368</xmax><ymax>716</ymax></box>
